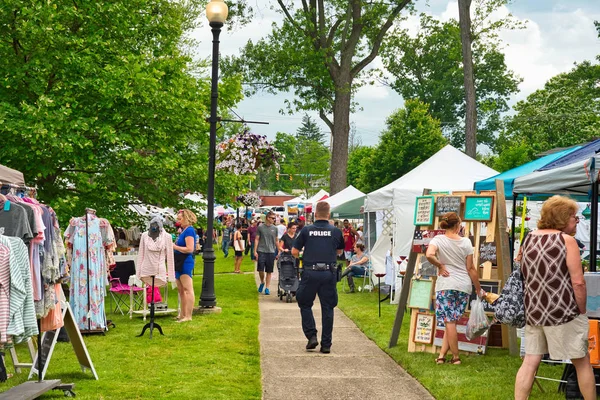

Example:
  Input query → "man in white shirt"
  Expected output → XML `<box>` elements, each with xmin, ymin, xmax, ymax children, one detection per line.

<box><xmin>276</xmin><ymin>218</ymin><xmax>286</xmax><ymax>240</ymax></box>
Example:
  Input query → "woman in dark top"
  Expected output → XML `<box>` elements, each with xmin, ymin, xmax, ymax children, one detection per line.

<box><xmin>278</xmin><ymin>222</ymin><xmax>297</xmax><ymax>253</ymax></box>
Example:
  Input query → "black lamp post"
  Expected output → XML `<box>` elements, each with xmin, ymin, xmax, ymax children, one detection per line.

<box><xmin>200</xmin><ymin>0</ymin><xmax>228</xmax><ymax>308</ymax></box>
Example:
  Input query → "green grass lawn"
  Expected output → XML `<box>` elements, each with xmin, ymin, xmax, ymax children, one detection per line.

<box><xmin>1</xmin><ymin>255</ymin><xmax>260</xmax><ymax>400</ymax></box>
<box><xmin>337</xmin><ymin>286</ymin><xmax>567</xmax><ymax>400</ymax></box>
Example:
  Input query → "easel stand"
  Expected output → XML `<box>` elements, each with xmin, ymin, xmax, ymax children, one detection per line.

<box><xmin>137</xmin><ymin>276</ymin><xmax>164</xmax><ymax>339</ymax></box>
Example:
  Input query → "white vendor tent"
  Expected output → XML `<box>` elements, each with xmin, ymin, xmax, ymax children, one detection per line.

<box><xmin>364</xmin><ymin>145</ymin><xmax>498</xmax><ymax>261</ymax></box>
<box><xmin>322</xmin><ymin>185</ymin><xmax>365</xmax><ymax>211</ymax></box>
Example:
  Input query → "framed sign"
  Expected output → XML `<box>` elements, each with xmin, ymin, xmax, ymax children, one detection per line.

<box><xmin>467</xmin><ymin>279</ymin><xmax>501</xmax><ymax>314</ymax></box>
<box><xmin>479</xmin><ymin>241</ymin><xmax>497</xmax><ymax>264</ymax></box>
<box><xmin>435</xmin><ymin>196</ymin><xmax>462</xmax><ymax>216</ymax></box>
<box><xmin>463</xmin><ymin>196</ymin><xmax>494</xmax><ymax>221</ymax></box>
<box><xmin>414</xmin><ymin>196</ymin><xmax>435</xmax><ymax>226</ymax></box>
<box><xmin>413</xmin><ymin>313</ymin><xmax>435</xmax><ymax>344</ymax></box>
<box><xmin>408</xmin><ymin>279</ymin><xmax>433</xmax><ymax>309</ymax></box>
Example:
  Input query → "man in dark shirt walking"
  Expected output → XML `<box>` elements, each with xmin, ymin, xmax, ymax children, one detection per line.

<box><xmin>293</xmin><ymin>202</ymin><xmax>344</xmax><ymax>354</ymax></box>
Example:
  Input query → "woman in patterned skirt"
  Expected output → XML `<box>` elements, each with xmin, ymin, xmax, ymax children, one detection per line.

<box><xmin>426</xmin><ymin>212</ymin><xmax>483</xmax><ymax>365</ymax></box>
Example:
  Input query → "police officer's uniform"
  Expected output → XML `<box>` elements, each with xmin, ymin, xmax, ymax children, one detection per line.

<box><xmin>293</xmin><ymin>219</ymin><xmax>344</xmax><ymax>352</ymax></box>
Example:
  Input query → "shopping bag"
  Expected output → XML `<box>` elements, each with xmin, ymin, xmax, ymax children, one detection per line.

<box><xmin>493</xmin><ymin>266</ymin><xmax>526</xmax><ymax>328</ymax></box>
<box><xmin>234</xmin><ymin>239</ymin><xmax>245</xmax><ymax>252</ymax></box>
<box><xmin>466</xmin><ymin>298</ymin><xmax>490</xmax><ymax>340</ymax></box>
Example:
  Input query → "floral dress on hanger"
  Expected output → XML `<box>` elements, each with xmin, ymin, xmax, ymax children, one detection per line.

<box><xmin>65</xmin><ymin>214</ymin><xmax>107</xmax><ymax>331</ymax></box>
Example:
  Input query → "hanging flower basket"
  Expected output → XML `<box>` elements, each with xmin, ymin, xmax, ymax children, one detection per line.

<box><xmin>216</xmin><ymin>130</ymin><xmax>283</xmax><ymax>175</ymax></box>
<box><xmin>237</xmin><ymin>192</ymin><xmax>262</xmax><ymax>208</ymax></box>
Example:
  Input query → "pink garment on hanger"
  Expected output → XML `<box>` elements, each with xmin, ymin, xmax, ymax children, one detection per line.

<box><xmin>146</xmin><ymin>286</ymin><xmax>163</xmax><ymax>304</ymax></box>
<box><xmin>136</xmin><ymin>230</ymin><xmax>174</xmax><ymax>287</ymax></box>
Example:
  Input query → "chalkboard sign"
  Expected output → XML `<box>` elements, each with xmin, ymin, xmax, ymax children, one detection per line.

<box><xmin>435</xmin><ymin>196</ymin><xmax>462</xmax><ymax>216</ymax></box>
<box><xmin>467</xmin><ymin>279</ymin><xmax>501</xmax><ymax>314</ymax></box>
<box><xmin>414</xmin><ymin>196</ymin><xmax>435</xmax><ymax>226</ymax></box>
<box><xmin>479</xmin><ymin>241</ymin><xmax>497</xmax><ymax>264</ymax></box>
<box><xmin>408</xmin><ymin>279</ymin><xmax>434</xmax><ymax>309</ymax></box>
<box><xmin>463</xmin><ymin>196</ymin><xmax>494</xmax><ymax>221</ymax></box>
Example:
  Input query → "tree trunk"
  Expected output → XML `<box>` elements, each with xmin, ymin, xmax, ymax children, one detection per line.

<box><xmin>458</xmin><ymin>0</ymin><xmax>477</xmax><ymax>158</ymax></box>
<box><xmin>329</xmin><ymin>86</ymin><xmax>351</xmax><ymax>195</ymax></box>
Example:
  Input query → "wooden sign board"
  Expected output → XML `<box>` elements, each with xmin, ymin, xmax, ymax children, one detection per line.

<box><xmin>433</xmin><ymin>316</ymin><xmax>489</xmax><ymax>354</ymax></box>
<box><xmin>479</xmin><ymin>241</ymin><xmax>497</xmax><ymax>264</ymax></box>
<box><xmin>413</xmin><ymin>313</ymin><xmax>435</xmax><ymax>344</ymax></box>
<box><xmin>414</xmin><ymin>196</ymin><xmax>435</xmax><ymax>226</ymax></box>
<box><xmin>463</xmin><ymin>196</ymin><xmax>494</xmax><ymax>222</ymax></box>
<box><xmin>412</xmin><ymin>229</ymin><xmax>445</xmax><ymax>253</ymax></box>
<box><xmin>408</xmin><ymin>279</ymin><xmax>433</xmax><ymax>309</ymax></box>
<box><xmin>467</xmin><ymin>279</ymin><xmax>501</xmax><ymax>314</ymax></box>
<box><xmin>435</xmin><ymin>196</ymin><xmax>462</xmax><ymax>216</ymax></box>
<box><xmin>29</xmin><ymin>301</ymin><xmax>98</xmax><ymax>380</ymax></box>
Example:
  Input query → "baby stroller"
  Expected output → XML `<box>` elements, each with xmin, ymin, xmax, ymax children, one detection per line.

<box><xmin>277</xmin><ymin>252</ymin><xmax>299</xmax><ymax>303</ymax></box>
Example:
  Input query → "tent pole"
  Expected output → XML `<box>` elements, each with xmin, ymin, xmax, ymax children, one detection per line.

<box><xmin>591</xmin><ymin>181</ymin><xmax>598</xmax><ymax>272</ymax></box>
<box><xmin>510</xmin><ymin>194</ymin><xmax>517</xmax><ymax>269</ymax></box>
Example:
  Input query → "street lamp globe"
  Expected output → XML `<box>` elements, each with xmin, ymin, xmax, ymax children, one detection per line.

<box><xmin>206</xmin><ymin>0</ymin><xmax>228</xmax><ymax>24</ymax></box>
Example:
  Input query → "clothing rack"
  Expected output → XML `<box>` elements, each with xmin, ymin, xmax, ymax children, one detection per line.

<box><xmin>0</xmin><ymin>182</ymin><xmax>37</xmax><ymax>198</ymax></box>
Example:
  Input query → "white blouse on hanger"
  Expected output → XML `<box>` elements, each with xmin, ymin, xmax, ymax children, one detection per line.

<box><xmin>136</xmin><ymin>230</ymin><xmax>175</xmax><ymax>287</ymax></box>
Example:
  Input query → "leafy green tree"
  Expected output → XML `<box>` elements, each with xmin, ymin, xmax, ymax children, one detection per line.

<box><xmin>0</xmin><ymin>0</ymin><xmax>247</xmax><ymax>227</ymax></box>
<box><xmin>296</xmin><ymin>114</ymin><xmax>325</xmax><ymax>143</ymax></box>
<box><xmin>358</xmin><ymin>100</ymin><xmax>447</xmax><ymax>192</ymax></box>
<box><xmin>293</xmin><ymin>139</ymin><xmax>330</xmax><ymax>197</ymax></box>
<box><xmin>223</xmin><ymin>1</ymin><xmax>413</xmax><ymax>194</ymax></box>
<box><xmin>256</xmin><ymin>132</ymin><xmax>297</xmax><ymax>192</ymax></box>
<box><xmin>347</xmin><ymin>145</ymin><xmax>375</xmax><ymax>191</ymax></box>
<box><xmin>494</xmin><ymin>61</ymin><xmax>600</xmax><ymax>171</ymax></box>
<box><xmin>380</xmin><ymin>0</ymin><xmax>522</xmax><ymax>152</ymax></box>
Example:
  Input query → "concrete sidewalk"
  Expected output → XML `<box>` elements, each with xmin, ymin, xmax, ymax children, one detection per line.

<box><xmin>257</xmin><ymin>273</ymin><xmax>434</xmax><ymax>400</ymax></box>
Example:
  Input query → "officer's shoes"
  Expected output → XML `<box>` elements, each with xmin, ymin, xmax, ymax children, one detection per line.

<box><xmin>306</xmin><ymin>336</ymin><xmax>318</xmax><ymax>350</ymax></box>
<box><xmin>319</xmin><ymin>346</ymin><xmax>331</xmax><ymax>354</ymax></box>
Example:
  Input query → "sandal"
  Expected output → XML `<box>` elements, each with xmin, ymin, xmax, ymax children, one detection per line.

<box><xmin>450</xmin><ymin>357</ymin><xmax>461</xmax><ymax>365</ymax></box>
<box><xmin>435</xmin><ymin>357</ymin><xmax>446</xmax><ymax>364</ymax></box>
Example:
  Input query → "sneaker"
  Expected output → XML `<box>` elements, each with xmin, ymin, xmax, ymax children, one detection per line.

<box><xmin>258</xmin><ymin>283</ymin><xmax>264</xmax><ymax>293</ymax></box>
<box><xmin>306</xmin><ymin>336</ymin><xmax>318</xmax><ymax>350</ymax></box>
<box><xmin>265</xmin><ymin>288</ymin><xmax>270</xmax><ymax>295</ymax></box>
<box><xmin>320</xmin><ymin>346</ymin><xmax>330</xmax><ymax>354</ymax></box>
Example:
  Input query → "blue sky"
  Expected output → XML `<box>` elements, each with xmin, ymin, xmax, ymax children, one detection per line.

<box><xmin>193</xmin><ymin>0</ymin><xmax>600</xmax><ymax>147</ymax></box>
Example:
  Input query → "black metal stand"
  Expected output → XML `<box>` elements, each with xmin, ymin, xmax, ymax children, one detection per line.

<box><xmin>375</xmin><ymin>273</ymin><xmax>386</xmax><ymax>318</ymax></box>
<box><xmin>137</xmin><ymin>276</ymin><xmax>163</xmax><ymax>339</ymax></box>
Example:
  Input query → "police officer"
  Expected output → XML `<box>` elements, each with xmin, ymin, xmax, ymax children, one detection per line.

<box><xmin>292</xmin><ymin>201</ymin><xmax>344</xmax><ymax>354</ymax></box>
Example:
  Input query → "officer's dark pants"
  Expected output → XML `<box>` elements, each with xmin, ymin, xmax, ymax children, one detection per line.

<box><xmin>296</xmin><ymin>269</ymin><xmax>338</xmax><ymax>348</ymax></box>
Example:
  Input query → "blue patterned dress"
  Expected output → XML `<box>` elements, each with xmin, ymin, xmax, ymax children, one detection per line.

<box><xmin>65</xmin><ymin>214</ymin><xmax>106</xmax><ymax>330</ymax></box>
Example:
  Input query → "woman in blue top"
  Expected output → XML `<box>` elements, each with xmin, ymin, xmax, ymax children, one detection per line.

<box><xmin>173</xmin><ymin>209</ymin><xmax>197</xmax><ymax>322</ymax></box>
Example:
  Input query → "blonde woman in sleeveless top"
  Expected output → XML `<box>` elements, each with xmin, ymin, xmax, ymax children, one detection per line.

<box><xmin>515</xmin><ymin>195</ymin><xmax>594</xmax><ymax>399</ymax></box>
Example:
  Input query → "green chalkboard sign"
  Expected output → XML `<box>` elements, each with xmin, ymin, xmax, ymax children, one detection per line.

<box><xmin>414</xmin><ymin>196</ymin><xmax>435</xmax><ymax>226</ymax></box>
<box><xmin>408</xmin><ymin>279</ymin><xmax>434</xmax><ymax>309</ymax></box>
<box><xmin>463</xmin><ymin>196</ymin><xmax>494</xmax><ymax>222</ymax></box>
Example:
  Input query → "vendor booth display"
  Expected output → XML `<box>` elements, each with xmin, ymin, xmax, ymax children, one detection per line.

<box><xmin>363</xmin><ymin>145</ymin><xmax>498</xmax><ymax>277</ymax></box>
<box><xmin>389</xmin><ymin>188</ymin><xmax>518</xmax><ymax>357</ymax></box>
<box><xmin>0</xmin><ymin>165</ymin><xmax>97</xmax><ymax>398</ymax></box>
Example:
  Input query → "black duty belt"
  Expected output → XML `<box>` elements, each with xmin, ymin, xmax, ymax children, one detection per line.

<box><xmin>304</xmin><ymin>263</ymin><xmax>336</xmax><ymax>271</ymax></box>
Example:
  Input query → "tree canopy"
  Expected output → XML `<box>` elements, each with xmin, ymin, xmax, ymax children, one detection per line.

<box><xmin>355</xmin><ymin>100</ymin><xmax>447</xmax><ymax>193</ymax></box>
<box><xmin>493</xmin><ymin>60</ymin><xmax>600</xmax><ymax>171</ymax></box>
<box><xmin>380</xmin><ymin>0</ymin><xmax>522</xmax><ymax>152</ymax></box>
<box><xmin>223</xmin><ymin>0</ymin><xmax>413</xmax><ymax>194</ymax></box>
<box><xmin>0</xmin><ymin>0</ymin><xmax>245</xmax><ymax>226</ymax></box>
